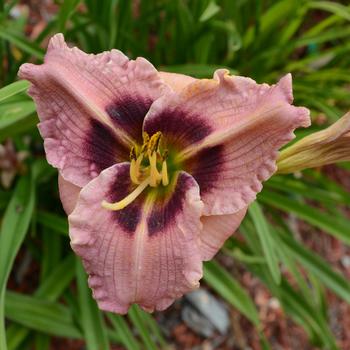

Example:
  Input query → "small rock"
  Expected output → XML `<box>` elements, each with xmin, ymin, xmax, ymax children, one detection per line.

<box><xmin>341</xmin><ymin>255</ymin><xmax>350</xmax><ymax>268</ymax></box>
<box><xmin>184</xmin><ymin>289</ymin><xmax>230</xmax><ymax>335</ymax></box>
<box><xmin>182</xmin><ymin>305</ymin><xmax>215</xmax><ymax>338</ymax></box>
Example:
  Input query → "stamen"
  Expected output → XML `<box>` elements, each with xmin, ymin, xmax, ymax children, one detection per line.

<box><xmin>101</xmin><ymin>177</ymin><xmax>150</xmax><ymax>211</ymax></box>
<box><xmin>148</xmin><ymin>131</ymin><xmax>162</xmax><ymax>153</ymax></box>
<box><xmin>135</xmin><ymin>153</ymin><xmax>143</xmax><ymax>172</ymax></box>
<box><xmin>149</xmin><ymin>151</ymin><xmax>160</xmax><ymax>187</ymax></box>
<box><xmin>130</xmin><ymin>153</ymin><xmax>144</xmax><ymax>184</ymax></box>
<box><xmin>161</xmin><ymin>149</ymin><xmax>169</xmax><ymax>186</ymax></box>
<box><xmin>143</xmin><ymin>132</ymin><xmax>150</xmax><ymax>144</ymax></box>
<box><xmin>130</xmin><ymin>146</ymin><xmax>137</xmax><ymax>160</ymax></box>
<box><xmin>130</xmin><ymin>159</ymin><xmax>140</xmax><ymax>184</ymax></box>
<box><xmin>161</xmin><ymin>160</ymin><xmax>169</xmax><ymax>186</ymax></box>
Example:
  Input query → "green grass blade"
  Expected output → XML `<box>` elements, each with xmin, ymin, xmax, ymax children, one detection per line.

<box><xmin>246</xmin><ymin>264</ymin><xmax>338</xmax><ymax>349</ymax></box>
<box><xmin>199</xmin><ymin>1</ymin><xmax>221</xmax><ymax>22</ymax></box>
<box><xmin>259</xmin><ymin>191</ymin><xmax>350</xmax><ymax>244</ymax></box>
<box><xmin>249</xmin><ymin>202</ymin><xmax>281</xmax><ymax>284</ymax></box>
<box><xmin>36</xmin><ymin>211</ymin><xmax>68</xmax><ymax>236</ymax></box>
<box><xmin>0</xmin><ymin>100</ymin><xmax>37</xmax><ymax>142</ymax></box>
<box><xmin>203</xmin><ymin>261</ymin><xmax>260</xmax><ymax>326</ymax></box>
<box><xmin>34</xmin><ymin>334</ymin><xmax>50</xmax><ymax>350</ymax></box>
<box><xmin>36</xmin><ymin>254</ymin><xmax>75</xmax><ymax>300</ymax></box>
<box><xmin>0</xmin><ymin>28</ymin><xmax>44</xmax><ymax>59</ymax></box>
<box><xmin>5</xmin><ymin>291</ymin><xmax>81</xmax><ymax>339</ymax></box>
<box><xmin>161</xmin><ymin>64</ymin><xmax>237</xmax><ymax>78</ymax></box>
<box><xmin>6</xmin><ymin>254</ymin><xmax>76</xmax><ymax>349</ymax></box>
<box><xmin>280</xmin><ymin>231</ymin><xmax>350</xmax><ymax>304</ymax></box>
<box><xmin>57</xmin><ymin>0</ymin><xmax>81</xmax><ymax>33</ymax></box>
<box><xmin>138</xmin><ymin>311</ymin><xmax>166</xmax><ymax>348</ymax></box>
<box><xmin>76</xmin><ymin>259</ymin><xmax>109</xmax><ymax>350</ymax></box>
<box><xmin>0</xmin><ymin>174</ymin><xmax>35</xmax><ymax>350</ymax></box>
<box><xmin>6</xmin><ymin>326</ymin><xmax>30</xmax><ymax>350</ymax></box>
<box><xmin>107</xmin><ymin>314</ymin><xmax>141</xmax><ymax>350</ymax></box>
<box><xmin>308</xmin><ymin>1</ymin><xmax>350</xmax><ymax>21</ymax></box>
<box><xmin>266</xmin><ymin>176</ymin><xmax>350</xmax><ymax>206</ymax></box>
<box><xmin>0</xmin><ymin>80</ymin><xmax>29</xmax><ymax>103</ymax></box>
<box><xmin>128</xmin><ymin>305</ymin><xmax>158</xmax><ymax>350</ymax></box>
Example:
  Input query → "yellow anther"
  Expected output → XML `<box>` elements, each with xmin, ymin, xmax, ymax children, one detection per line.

<box><xmin>140</xmin><ymin>132</ymin><xmax>150</xmax><ymax>153</ymax></box>
<box><xmin>143</xmin><ymin>132</ymin><xmax>150</xmax><ymax>144</ymax></box>
<box><xmin>130</xmin><ymin>146</ymin><xmax>137</xmax><ymax>160</ymax></box>
<box><xmin>148</xmin><ymin>132</ymin><xmax>162</xmax><ymax>153</ymax></box>
<box><xmin>161</xmin><ymin>160</ymin><xmax>169</xmax><ymax>186</ymax></box>
<box><xmin>102</xmin><ymin>177</ymin><xmax>150</xmax><ymax>211</ymax></box>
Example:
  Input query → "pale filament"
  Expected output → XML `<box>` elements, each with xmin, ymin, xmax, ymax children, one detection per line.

<box><xmin>161</xmin><ymin>160</ymin><xmax>169</xmax><ymax>186</ymax></box>
<box><xmin>148</xmin><ymin>151</ymin><xmax>161</xmax><ymax>187</ymax></box>
<box><xmin>130</xmin><ymin>153</ymin><xmax>143</xmax><ymax>184</ymax></box>
<box><xmin>101</xmin><ymin>177</ymin><xmax>150</xmax><ymax>211</ymax></box>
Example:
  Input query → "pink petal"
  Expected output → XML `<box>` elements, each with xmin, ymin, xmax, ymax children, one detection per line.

<box><xmin>143</xmin><ymin>71</ymin><xmax>310</xmax><ymax>215</ymax></box>
<box><xmin>69</xmin><ymin>163</ymin><xmax>203</xmax><ymax>314</ymax></box>
<box><xmin>200</xmin><ymin>207</ymin><xmax>247</xmax><ymax>261</ymax></box>
<box><xmin>58</xmin><ymin>174</ymin><xmax>81</xmax><ymax>215</ymax></box>
<box><xmin>159</xmin><ymin>72</ymin><xmax>196</xmax><ymax>92</ymax></box>
<box><xmin>18</xmin><ymin>34</ymin><xmax>169</xmax><ymax>187</ymax></box>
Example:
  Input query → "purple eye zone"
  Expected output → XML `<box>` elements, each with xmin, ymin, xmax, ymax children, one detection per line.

<box><xmin>186</xmin><ymin>145</ymin><xmax>224</xmax><ymax>195</ymax></box>
<box><xmin>144</xmin><ymin>107</ymin><xmax>212</xmax><ymax>148</ymax></box>
<box><xmin>106</xmin><ymin>96</ymin><xmax>153</xmax><ymax>143</ymax></box>
<box><xmin>147</xmin><ymin>173</ymin><xmax>192</xmax><ymax>236</ymax></box>
<box><xmin>86</xmin><ymin>119</ymin><xmax>129</xmax><ymax>174</ymax></box>
<box><xmin>107</xmin><ymin>164</ymin><xmax>142</xmax><ymax>234</ymax></box>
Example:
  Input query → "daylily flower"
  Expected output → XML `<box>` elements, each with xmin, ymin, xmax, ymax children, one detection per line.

<box><xmin>277</xmin><ymin>111</ymin><xmax>350</xmax><ymax>174</ymax></box>
<box><xmin>19</xmin><ymin>34</ymin><xmax>310</xmax><ymax>314</ymax></box>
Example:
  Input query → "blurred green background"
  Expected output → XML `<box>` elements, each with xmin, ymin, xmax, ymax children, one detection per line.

<box><xmin>1</xmin><ymin>0</ymin><xmax>350</xmax><ymax>349</ymax></box>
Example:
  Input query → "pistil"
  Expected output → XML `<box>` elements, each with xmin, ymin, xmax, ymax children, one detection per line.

<box><xmin>101</xmin><ymin>177</ymin><xmax>150</xmax><ymax>210</ymax></box>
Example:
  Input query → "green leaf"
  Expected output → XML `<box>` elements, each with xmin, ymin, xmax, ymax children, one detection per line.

<box><xmin>160</xmin><ymin>64</ymin><xmax>237</xmax><ymax>78</ymax></box>
<box><xmin>259</xmin><ymin>191</ymin><xmax>350</xmax><ymax>244</ymax></box>
<box><xmin>0</xmin><ymin>80</ymin><xmax>29</xmax><ymax>103</ymax></box>
<box><xmin>138</xmin><ymin>311</ymin><xmax>166</xmax><ymax>348</ymax></box>
<box><xmin>76</xmin><ymin>259</ymin><xmax>109</xmax><ymax>350</ymax></box>
<box><xmin>308</xmin><ymin>1</ymin><xmax>350</xmax><ymax>21</ymax></box>
<box><xmin>36</xmin><ymin>254</ymin><xmax>76</xmax><ymax>301</ymax></box>
<box><xmin>0</xmin><ymin>27</ymin><xmax>44</xmax><ymax>59</ymax></box>
<box><xmin>249</xmin><ymin>202</ymin><xmax>281</xmax><ymax>284</ymax></box>
<box><xmin>199</xmin><ymin>1</ymin><xmax>221</xmax><ymax>22</ymax></box>
<box><xmin>266</xmin><ymin>176</ymin><xmax>350</xmax><ymax>206</ymax></box>
<box><xmin>58</xmin><ymin>0</ymin><xmax>81</xmax><ymax>32</ymax></box>
<box><xmin>0</xmin><ymin>174</ymin><xmax>35</xmax><ymax>350</ymax></box>
<box><xmin>246</xmin><ymin>264</ymin><xmax>338</xmax><ymax>349</ymax></box>
<box><xmin>107</xmin><ymin>314</ymin><xmax>141</xmax><ymax>350</ymax></box>
<box><xmin>36</xmin><ymin>211</ymin><xmax>69</xmax><ymax>236</ymax></box>
<box><xmin>277</xmin><ymin>281</ymin><xmax>338</xmax><ymax>349</ymax></box>
<box><xmin>5</xmin><ymin>291</ymin><xmax>81</xmax><ymax>339</ymax></box>
<box><xmin>203</xmin><ymin>261</ymin><xmax>260</xmax><ymax>326</ymax></box>
<box><xmin>6</xmin><ymin>254</ymin><xmax>76</xmax><ymax>349</ymax></box>
<box><xmin>280</xmin><ymin>231</ymin><xmax>350</xmax><ymax>304</ymax></box>
<box><xmin>34</xmin><ymin>334</ymin><xmax>50</xmax><ymax>350</ymax></box>
<box><xmin>0</xmin><ymin>100</ymin><xmax>37</xmax><ymax>142</ymax></box>
<box><xmin>128</xmin><ymin>305</ymin><xmax>158</xmax><ymax>350</ymax></box>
